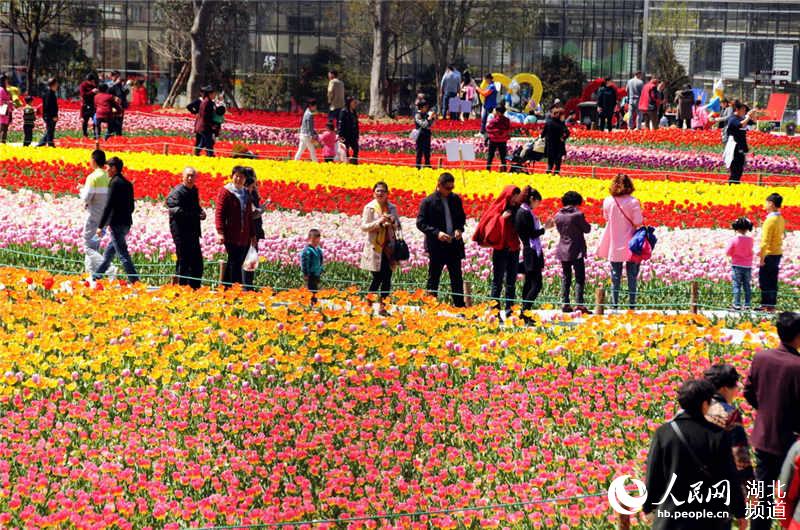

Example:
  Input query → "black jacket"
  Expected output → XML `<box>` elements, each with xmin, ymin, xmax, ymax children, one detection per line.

<box><xmin>99</xmin><ymin>174</ymin><xmax>135</xmax><ymax>229</ymax></box>
<box><xmin>166</xmin><ymin>184</ymin><xmax>203</xmax><ymax>238</ymax></box>
<box><xmin>514</xmin><ymin>207</ymin><xmax>545</xmax><ymax>272</ymax></box>
<box><xmin>596</xmin><ymin>86</ymin><xmax>617</xmax><ymax>114</ymax></box>
<box><xmin>416</xmin><ymin>191</ymin><xmax>466</xmax><ymax>260</ymax></box>
<box><xmin>676</xmin><ymin>89</ymin><xmax>694</xmax><ymax>120</ymax></box>
<box><xmin>109</xmin><ymin>81</ymin><xmax>129</xmax><ymax>109</ymax></box>
<box><xmin>644</xmin><ymin>412</ymin><xmax>746</xmax><ymax>529</ymax></box>
<box><xmin>542</xmin><ymin>117</ymin><xmax>569</xmax><ymax>159</ymax></box>
<box><xmin>42</xmin><ymin>89</ymin><xmax>58</xmax><ymax>121</ymax></box>
<box><xmin>338</xmin><ymin>108</ymin><xmax>359</xmax><ymax>142</ymax></box>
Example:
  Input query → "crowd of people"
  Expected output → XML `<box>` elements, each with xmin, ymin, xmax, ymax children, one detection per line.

<box><xmin>75</xmin><ymin>152</ymin><xmax>786</xmax><ymax>316</ymax></box>
<box><xmin>644</xmin><ymin>311</ymin><xmax>800</xmax><ymax>530</ymax></box>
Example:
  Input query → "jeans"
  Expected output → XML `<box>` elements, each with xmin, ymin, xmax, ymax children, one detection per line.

<box><xmin>343</xmin><ymin>139</ymin><xmax>359</xmax><ymax>164</ymax></box>
<box><xmin>306</xmin><ymin>274</ymin><xmax>320</xmax><ymax>303</ymax></box>
<box><xmin>95</xmin><ymin>118</ymin><xmax>113</xmax><ymax>140</ymax></box>
<box><xmin>480</xmin><ymin>107</ymin><xmax>492</xmax><ymax>134</ymax></box>
<box><xmin>426</xmin><ymin>252</ymin><xmax>465</xmax><ymax>307</ymax></box>
<box><xmin>598</xmin><ymin>112</ymin><xmax>614</xmax><ymax>131</ymax></box>
<box><xmin>486</xmin><ymin>141</ymin><xmax>507</xmax><ymax>171</ymax></box>
<box><xmin>521</xmin><ymin>266</ymin><xmax>543</xmax><ymax>315</ymax></box>
<box><xmin>416</xmin><ymin>135</ymin><xmax>431</xmax><ymax>169</ymax></box>
<box><xmin>294</xmin><ymin>134</ymin><xmax>318</xmax><ymax>162</ymax></box>
<box><xmin>111</xmin><ymin>116</ymin><xmax>124</xmax><ymax>136</ymax></box>
<box><xmin>442</xmin><ymin>91</ymin><xmax>456</xmax><ymax>119</ymax></box>
<box><xmin>93</xmin><ymin>225</ymin><xmax>139</xmax><ymax>283</ymax></box>
<box><xmin>627</xmin><ymin>101</ymin><xmax>639</xmax><ymax>129</ymax></box>
<box><xmin>731</xmin><ymin>266</ymin><xmax>752</xmax><ymax>308</ymax></box>
<box><xmin>610</xmin><ymin>261</ymin><xmax>640</xmax><ymax>308</ymax></box>
<box><xmin>81</xmin><ymin>112</ymin><xmax>94</xmax><ymax>137</ymax></box>
<box><xmin>327</xmin><ymin>108</ymin><xmax>341</xmax><ymax>126</ymax></box>
<box><xmin>729</xmin><ymin>150</ymin><xmax>745</xmax><ymax>184</ymax></box>
<box><xmin>22</xmin><ymin>124</ymin><xmax>33</xmax><ymax>146</ymax></box>
<box><xmin>751</xmin><ymin>450</ymin><xmax>785</xmax><ymax>530</ymax></box>
<box><xmin>759</xmin><ymin>255</ymin><xmax>781</xmax><ymax>308</ymax></box>
<box><xmin>0</xmin><ymin>123</ymin><xmax>7</xmax><ymax>143</ymax></box>
<box><xmin>173</xmin><ymin>231</ymin><xmax>204</xmax><ymax>289</ymax></box>
<box><xmin>546</xmin><ymin>156</ymin><xmax>563</xmax><ymax>174</ymax></box>
<box><xmin>194</xmin><ymin>131</ymin><xmax>214</xmax><ymax>156</ymax></box>
<box><xmin>645</xmin><ymin>110</ymin><xmax>659</xmax><ymax>130</ymax></box>
<box><xmin>222</xmin><ymin>243</ymin><xmax>248</xmax><ymax>287</ymax></box>
<box><xmin>491</xmin><ymin>249</ymin><xmax>519</xmax><ymax>311</ymax></box>
<box><xmin>83</xmin><ymin>216</ymin><xmax>105</xmax><ymax>275</ymax></box>
<box><xmin>561</xmin><ymin>258</ymin><xmax>585</xmax><ymax>305</ymax></box>
<box><xmin>368</xmin><ymin>254</ymin><xmax>393</xmax><ymax>300</ymax></box>
<box><xmin>37</xmin><ymin>118</ymin><xmax>56</xmax><ymax>147</ymax></box>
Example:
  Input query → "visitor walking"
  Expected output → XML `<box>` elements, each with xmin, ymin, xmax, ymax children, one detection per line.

<box><xmin>440</xmin><ymin>65</ymin><xmax>461</xmax><ymax>120</ymax></box>
<box><xmin>758</xmin><ymin>192</ymin><xmax>785</xmax><ymax>311</ymax></box>
<box><xmin>166</xmin><ymin>167</ymin><xmax>206</xmax><ymax>289</ymax></box>
<box><xmin>554</xmin><ymin>191</ymin><xmax>591</xmax><ymax>313</ymax></box>
<box><xmin>0</xmin><ymin>74</ymin><xmax>11</xmax><ymax>144</ymax></box>
<box><xmin>414</xmin><ymin>100</ymin><xmax>435</xmax><ymax>169</ymax></box>
<box><xmin>625</xmin><ymin>71</ymin><xmax>644</xmax><ymax>129</ymax></box>
<box><xmin>477</xmin><ymin>73</ymin><xmax>498</xmax><ymax>136</ymax></box>
<box><xmin>473</xmin><ymin>185</ymin><xmax>523</xmax><ymax>316</ymax></box>
<box><xmin>744</xmin><ymin>311</ymin><xmax>800</xmax><ymax>530</ymax></box>
<box><xmin>327</xmin><ymin>70</ymin><xmax>345</xmax><ymax>126</ymax></box>
<box><xmin>338</xmin><ymin>96</ymin><xmax>360</xmax><ymax>164</ymax></box>
<box><xmin>726</xmin><ymin>216</ymin><xmax>754</xmax><ymax>310</ymax></box>
<box><xmin>643</xmin><ymin>378</ymin><xmax>747</xmax><ymax>529</ymax></box>
<box><xmin>294</xmin><ymin>99</ymin><xmax>319</xmax><ymax>162</ymax></box>
<box><xmin>416</xmin><ymin>172</ymin><xmax>466</xmax><ymax>308</ymax></box>
<box><xmin>542</xmin><ymin>108</ymin><xmax>569</xmax><ymax>174</ymax></box>
<box><xmin>107</xmin><ymin>71</ymin><xmax>129</xmax><ymax>136</ymax></box>
<box><xmin>726</xmin><ymin>101</ymin><xmax>754</xmax><ymax>184</ymax></box>
<box><xmin>78</xmin><ymin>73</ymin><xmax>98</xmax><ymax>138</ymax></box>
<box><xmin>191</xmin><ymin>85</ymin><xmax>216</xmax><ymax>157</ymax></box>
<box><xmin>485</xmin><ymin>105</ymin><xmax>511</xmax><ymax>172</ymax></box>
<box><xmin>596</xmin><ymin>78</ymin><xmax>617</xmax><ymax>132</ymax></box>
<box><xmin>79</xmin><ymin>149</ymin><xmax>110</xmax><ymax>276</ymax></box>
<box><xmin>94</xmin><ymin>157</ymin><xmax>139</xmax><ymax>283</ymax></box>
<box><xmin>360</xmin><ymin>181</ymin><xmax>401</xmax><ymax>315</ymax></box>
<box><xmin>596</xmin><ymin>173</ymin><xmax>643</xmax><ymax>309</ymax></box>
<box><xmin>215</xmin><ymin>166</ymin><xmax>255</xmax><ymax>287</ymax></box>
<box><xmin>36</xmin><ymin>78</ymin><xmax>59</xmax><ymax>147</ymax></box>
<box><xmin>94</xmin><ymin>84</ymin><xmax>121</xmax><ymax>141</ymax></box>
<box><xmin>515</xmin><ymin>187</ymin><xmax>552</xmax><ymax>324</ymax></box>
<box><xmin>675</xmin><ymin>84</ymin><xmax>693</xmax><ymax>129</ymax></box>
<box><xmin>638</xmin><ymin>76</ymin><xmax>659</xmax><ymax>130</ymax></box>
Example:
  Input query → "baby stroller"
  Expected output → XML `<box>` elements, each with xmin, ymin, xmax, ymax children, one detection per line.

<box><xmin>507</xmin><ymin>140</ymin><xmax>544</xmax><ymax>174</ymax></box>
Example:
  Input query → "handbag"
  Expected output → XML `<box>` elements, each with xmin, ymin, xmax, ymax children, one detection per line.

<box><xmin>533</xmin><ymin>136</ymin><xmax>546</xmax><ymax>153</ymax></box>
<box><xmin>388</xmin><ymin>224</ymin><xmax>410</xmax><ymax>261</ymax></box>
<box><xmin>0</xmin><ymin>104</ymin><xmax>7</xmax><ymax>116</ymax></box>
<box><xmin>409</xmin><ymin>128</ymin><xmax>420</xmax><ymax>141</ymax></box>
<box><xmin>613</xmin><ymin>196</ymin><xmax>655</xmax><ymax>262</ymax></box>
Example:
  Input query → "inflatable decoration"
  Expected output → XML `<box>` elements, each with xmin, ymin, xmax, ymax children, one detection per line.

<box><xmin>703</xmin><ymin>79</ymin><xmax>724</xmax><ymax>114</ymax></box>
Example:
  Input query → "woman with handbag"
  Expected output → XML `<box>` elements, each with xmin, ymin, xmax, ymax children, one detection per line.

<box><xmin>360</xmin><ymin>181</ymin><xmax>403</xmax><ymax>315</ymax></box>
<box><xmin>596</xmin><ymin>173</ymin><xmax>643</xmax><ymax>309</ymax></box>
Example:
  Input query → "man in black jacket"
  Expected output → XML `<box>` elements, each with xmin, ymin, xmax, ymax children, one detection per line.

<box><xmin>94</xmin><ymin>157</ymin><xmax>139</xmax><ymax>283</ymax></box>
<box><xmin>108</xmin><ymin>70</ymin><xmax>129</xmax><ymax>136</ymax></box>
<box><xmin>166</xmin><ymin>167</ymin><xmax>206</xmax><ymax>288</ymax></box>
<box><xmin>644</xmin><ymin>379</ymin><xmax>747</xmax><ymax>529</ymax></box>
<box><xmin>337</xmin><ymin>96</ymin><xmax>359</xmax><ymax>164</ymax></box>
<box><xmin>416</xmin><ymin>172</ymin><xmax>466</xmax><ymax>307</ymax></box>
<box><xmin>36</xmin><ymin>78</ymin><xmax>59</xmax><ymax>147</ymax></box>
<box><xmin>596</xmin><ymin>78</ymin><xmax>617</xmax><ymax>132</ymax></box>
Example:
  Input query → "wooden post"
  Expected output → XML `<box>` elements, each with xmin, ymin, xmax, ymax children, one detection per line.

<box><xmin>618</xmin><ymin>513</ymin><xmax>631</xmax><ymax>530</ymax></box>
<box><xmin>94</xmin><ymin>140</ymin><xmax>100</xmax><ymax>150</ymax></box>
<box><xmin>437</xmin><ymin>157</ymin><xmax>443</xmax><ymax>169</ymax></box>
<box><xmin>163</xmin><ymin>143</ymin><xmax>169</xmax><ymax>155</ymax></box>
<box><xmin>591</xmin><ymin>166</ymin><xmax>597</xmax><ymax>179</ymax></box>
<box><xmin>218</xmin><ymin>260</ymin><xmax>226</xmax><ymax>287</ymax></box>
<box><xmin>690</xmin><ymin>281</ymin><xmax>699</xmax><ymax>314</ymax></box>
<box><xmin>463</xmin><ymin>281</ymin><xmax>472</xmax><ymax>307</ymax></box>
<box><xmin>594</xmin><ymin>287</ymin><xmax>605</xmax><ymax>315</ymax></box>
<box><xmin>757</xmin><ymin>172</ymin><xmax>763</xmax><ymax>186</ymax></box>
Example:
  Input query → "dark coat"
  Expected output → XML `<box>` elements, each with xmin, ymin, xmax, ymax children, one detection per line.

<box><xmin>554</xmin><ymin>206</ymin><xmax>590</xmax><ymax>262</ymax></box>
<box><xmin>79</xmin><ymin>81</ymin><xmax>96</xmax><ymax>115</ymax></box>
<box><xmin>194</xmin><ymin>97</ymin><xmax>216</xmax><ymax>135</ymax></box>
<box><xmin>166</xmin><ymin>184</ymin><xmax>203</xmax><ymax>239</ymax></box>
<box><xmin>726</xmin><ymin>115</ymin><xmax>749</xmax><ymax>153</ymax></box>
<box><xmin>99</xmin><ymin>174</ymin><xmax>135</xmax><ymax>229</ymax></box>
<box><xmin>416</xmin><ymin>191</ymin><xmax>466</xmax><ymax>260</ymax></box>
<box><xmin>676</xmin><ymin>89</ymin><xmax>694</xmax><ymax>120</ymax></box>
<box><xmin>108</xmin><ymin>81</ymin><xmax>129</xmax><ymax>109</ymax></box>
<box><xmin>597</xmin><ymin>85</ymin><xmax>617</xmax><ymax>115</ymax></box>
<box><xmin>744</xmin><ymin>342</ymin><xmax>800</xmax><ymax>456</ymax></box>
<box><xmin>215</xmin><ymin>185</ymin><xmax>254</xmax><ymax>247</ymax></box>
<box><xmin>514</xmin><ymin>207</ymin><xmax>545</xmax><ymax>272</ymax></box>
<box><xmin>42</xmin><ymin>89</ymin><xmax>58</xmax><ymax>121</ymax></box>
<box><xmin>644</xmin><ymin>412</ymin><xmax>746</xmax><ymax>529</ymax></box>
<box><xmin>542</xmin><ymin>117</ymin><xmax>569</xmax><ymax>160</ymax></box>
<box><xmin>338</xmin><ymin>108</ymin><xmax>359</xmax><ymax>142</ymax></box>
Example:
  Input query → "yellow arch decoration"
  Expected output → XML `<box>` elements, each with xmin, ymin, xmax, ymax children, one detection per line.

<box><xmin>478</xmin><ymin>73</ymin><xmax>512</xmax><ymax>103</ymax></box>
<box><xmin>478</xmin><ymin>72</ymin><xmax>543</xmax><ymax>108</ymax></box>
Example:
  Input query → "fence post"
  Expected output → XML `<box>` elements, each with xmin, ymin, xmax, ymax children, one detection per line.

<box><xmin>690</xmin><ymin>281</ymin><xmax>699</xmax><ymax>314</ymax></box>
<box><xmin>594</xmin><ymin>287</ymin><xmax>605</xmax><ymax>315</ymax></box>
<box><xmin>464</xmin><ymin>281</ymin><xmax>472</xmax><ymax>307</ymax></box>
<box><xmin>757</xmin><ymin>172</ymin><xmax>764</xmax><ymax>186</ymax></box>
<box><xmin>591</xmin><ymin>166</ymin><xmax>597</xmax><ymax>179</ymax></box>
<box><xmin>437</xmin><ymin>157</ymin><xmax>443</xmax><ymax>169</ymax></box>
<box><xmin>218</xmin><ymin>260</ymin><xmax>226</xmax><ymax>287</ymax></box>
<box><xmin>94</xmin><ymin>139</ymin><xmax>100</xmax><ymax>150</ymax></box>
<box><xmin>618</xmin><ymin>513</ymin><xmax>631</xmax><ymax>530</ymax></box>
<box><xmin>163</xmin><ymin>143</ymin><xmax>169</xmax><ymax>155</ymax></box>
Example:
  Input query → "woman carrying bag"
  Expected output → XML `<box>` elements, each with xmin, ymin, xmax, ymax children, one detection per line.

<box><xmin>360</xmin><ymin>181</ymin><xmax>403</xmax><ymax>315</ymax></box>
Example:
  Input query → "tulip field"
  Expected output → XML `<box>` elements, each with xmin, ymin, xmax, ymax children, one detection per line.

<box><xmin>0</xmin><ymin>104</ymin><xmax>796</xmax><ymax>528</ymax></box>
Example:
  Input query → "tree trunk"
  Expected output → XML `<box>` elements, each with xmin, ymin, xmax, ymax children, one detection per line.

<box><xmin>164</xmin><ymin>62</ymin><xmax>191</xmax><ymax>108</ymax></box>
<box><xmin>368</xmin><ymin>0</ymin><xmax>389</xmax><ymax>119</ymax></box>
<box><xmin>186</xmin><ymin>0</ymin><xmax>214</xmax><ymax>101</ymax></box>
<box><xmin>25</xmin><ymin>32</ymin><xmax>39</xmax><ymax>95</ymax></box>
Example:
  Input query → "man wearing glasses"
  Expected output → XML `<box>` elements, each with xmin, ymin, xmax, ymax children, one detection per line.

<box><xmin>416</xmin><ymin>172</ymin><xmax>466</xmax><ymax>308</ymax></box>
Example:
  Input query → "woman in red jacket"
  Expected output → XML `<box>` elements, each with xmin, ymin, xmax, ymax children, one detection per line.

<box><xmin>215</xmin><ymin>166</ymin><xmax>255</xmax><ymax>287</ymax></box>
<box><xmin>473</xmin><ymin>185</ymin><xmax>524</xmax><ymax>316</ymax></box>
<box><xmin>93</xmin><ymin>84</ymin><xmax>120</xmax><ymax>140</ymax></box>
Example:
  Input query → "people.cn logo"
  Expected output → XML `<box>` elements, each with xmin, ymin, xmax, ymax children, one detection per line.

<box><xmin>607</xmin><ymin>475</ymin><xmax>648</xmax><ymax>515</ymax></box>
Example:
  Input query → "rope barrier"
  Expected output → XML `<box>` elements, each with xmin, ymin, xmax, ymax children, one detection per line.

<box><xmin>183</xmin><ymin>491</ymin><xmax>609</xmax><ymax>530</ymax></box>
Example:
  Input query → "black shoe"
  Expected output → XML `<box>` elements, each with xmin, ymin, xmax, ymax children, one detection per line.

<box><xmin>561</xmin><ymin>304</ymin><xmax>573</xmax><ymax>313</ymax></box>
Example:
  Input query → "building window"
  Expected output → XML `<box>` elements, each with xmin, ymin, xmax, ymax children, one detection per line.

<box><xmin>286</xmin><ymin>16</ymin><xmax>315</xmax><ymax>33</ymax></box>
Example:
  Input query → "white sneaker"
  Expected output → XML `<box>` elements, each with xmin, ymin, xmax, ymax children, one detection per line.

<box><xmin>107</xmin><ymin>265</ymin><xmax>118</xmax><ymax>281</ymax></box>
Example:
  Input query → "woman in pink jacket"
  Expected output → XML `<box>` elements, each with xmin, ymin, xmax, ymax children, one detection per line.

<box><xmin>597</xmin><ymin>173</ymin><xmax>643</xmax><ymax>308</ymax></box>
<box><xmin>0</xmin><ymin>74</ymin><xmax>12</xmax><ymax>143</ymax></box>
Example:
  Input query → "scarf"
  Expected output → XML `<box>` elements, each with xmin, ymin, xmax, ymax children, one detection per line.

<box><xmin>369</xmin><ymin>199</ymin><xmax>391</xmax><ymax>253</ymax></box>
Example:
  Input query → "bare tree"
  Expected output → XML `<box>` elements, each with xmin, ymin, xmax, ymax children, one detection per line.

<box><xmin>0</xmin><ymin>0</ymin><xmax>69</xmax><ymax>92</ymax></box>
<box><xmin>186</xmin><ymin>0</ymin><xmax>214</xmax><ymax>100</ymax></box>
<box><xmin>415</xmin><ymin>0</ymin><xmax>480</xmax><ymax>87</ymax></box>
<box><xmin>368</xmin><ymin>0</ymin><xmax>390</xmax><ymax>118</ymax></box>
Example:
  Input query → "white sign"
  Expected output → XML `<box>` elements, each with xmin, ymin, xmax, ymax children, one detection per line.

<box><xmin>445</xmin><ymin>141</ymin><xmax>475</xmax><ymax>162</ymax></box>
